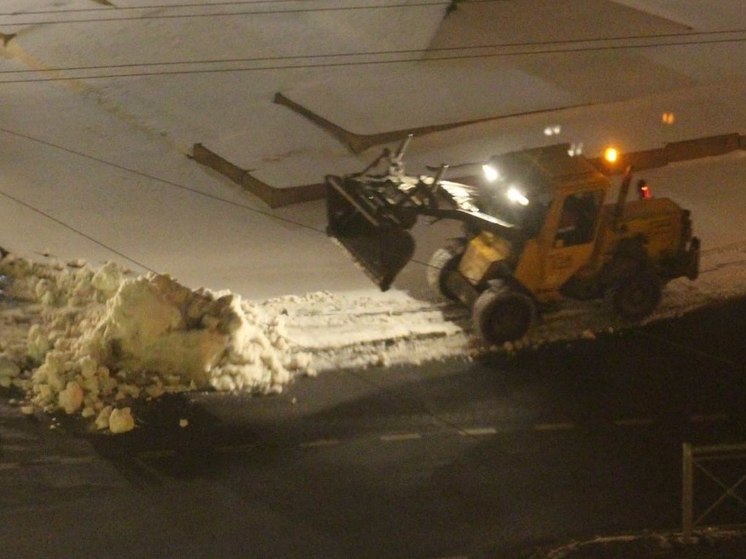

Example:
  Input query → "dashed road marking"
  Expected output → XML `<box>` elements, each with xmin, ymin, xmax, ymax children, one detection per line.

<box><xmin>0</xmin><ymin>456</ymin><xmax>96</xmax><ymax>468</ymax></box>
<box><xmin>216</xmin><ymin>443</ymin><xmax>256</xmax><ymax>453</ymax></box>
<box><xmin>71</xmin><ymin>410</ymin><xmax>731</xmax><ymax>463</ymax></box>
<box><xmin>690</xmin><ymin>413</ymin><xmax>728</xmax><ymax>423</ymax></box>
<box><xmin>461</xmin><ymin>427</ymin><xmax>497</xmax><ymax>436</ymax></box>
<box><xmin>59</xmin><ymin>456</ymin><xmax>95</xmax><ymax>465</ymax></box>
<box><xmin>534</xmin><ymin>422</ymin><xmax>576</xmax><ymax>432</ymax></box>
<box><xmin>29</xmin><ymin>456</ymin><xmax>63</xmax><ymax>465</ymax></box>
<box><xmin>380</xmin><ymin>433</ymin><xmax>422</xmax><ymax>442</ymax></box>
<box><xmin>299</xmin><ymin>439</ymin><xmax>341</xmax><ymax>449</ymax></box>
<box><xmin>614</xmin><ymin>418</ymin><xmax>655</xmax><ymax>427</ymax></box>
<box><xmin>137</xmin><ymin>449</ymin><xmax>176</xmax><ymax>459</ymax></box>
<box><xmin>1</xmin><ymin>444</ymin><xmax>31</xmax><ymax>452</ymax></box>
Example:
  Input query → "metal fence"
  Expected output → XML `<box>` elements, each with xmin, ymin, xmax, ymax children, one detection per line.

<box><xmin>682</xmin><ymin>442</ymin><xmax>746</xmax><ymax>541</ymax></box>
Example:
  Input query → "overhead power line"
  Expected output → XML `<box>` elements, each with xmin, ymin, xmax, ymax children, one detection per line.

<box><xmin>0</xmin><ymin>35</ymin><xmax>743</xmax><ymax>85</ymax></box>
<box><xmin>0</xmin><ymin>0</ymin><xmax>452</xmax><ymax>25</ymax></box>
<box><xmin>0</xmin><ymin>125</ymin><xmax>442</xmax><ymax>276</ymax></box>
<box><xmin>0</xmin><ymin>27</ymin><xmax>743</xmax><ymax>77</ymax></box>
<box><xmin>0</xmin><ymin>0</ymin><xmax>319</xmax><ymax>17</ymax></box>
<box><xmin>0</xmin><ymin>185</ymin><xmax>158</xmax><ymax>273</ymax></box>
<box><xmin>0</xmin><ymin>125</ymin><xmax>327</xmax><ymax>236</ymax></box>
<box><xmin>0</xmin><ymin>124</ymin><xmax>325</xmax><ymax>273</ymax></box>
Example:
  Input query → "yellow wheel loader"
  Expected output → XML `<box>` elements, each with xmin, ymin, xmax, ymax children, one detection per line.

<box><xmin>326</xmin><ymin>138</ymin><xmax>700</xmax><ymax>345</ymax></box>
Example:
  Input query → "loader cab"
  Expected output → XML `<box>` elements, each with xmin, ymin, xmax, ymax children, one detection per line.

<box><xmin>484</xmin><ymin>145</ymin><xmax>611</xmax><ymax>300</ymax></box>
<box><xmin>477</xmin><ymin>182</ymin><xmax>551</xmax><ymax>238</ymax></box>
<box><xmin>479</xmin><ymin>163</ymin><xmax>553</xmax><ymax>239</ymax></box>
<box><xmin>480</xmin><ymin>144</ymin><xmax>607</xmax><ymax>241</ymax></box>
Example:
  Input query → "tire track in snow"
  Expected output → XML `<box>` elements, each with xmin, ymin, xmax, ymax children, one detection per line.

<box><xmin>268</xmin><ymin>242</ymin><xmax>746</xmax><ymax>367</ymax></box>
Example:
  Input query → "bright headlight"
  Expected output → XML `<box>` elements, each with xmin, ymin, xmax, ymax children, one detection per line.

<box><xmin>482</xmin><ymin>164</ymin><xmax>500</xmax><ymax>183</ymax></box>
<box><xmin>506</xmin><ymin>186</ymin><xmax>529</xmax><ymax>206</ymax></box>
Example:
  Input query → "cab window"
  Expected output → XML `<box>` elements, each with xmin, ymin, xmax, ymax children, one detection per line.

<box><xmin>555</xmin><ymin>191</ymin><xmax>602</xmax><ymax>247</ymax></box>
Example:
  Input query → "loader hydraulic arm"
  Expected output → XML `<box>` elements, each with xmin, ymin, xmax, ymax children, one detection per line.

<box><xmin>326</xmin><ymin>144</ymin><xmax>520</xmax><ymax>290</ymax></box>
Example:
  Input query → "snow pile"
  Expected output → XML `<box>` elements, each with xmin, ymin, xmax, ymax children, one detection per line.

<box><xmin>0</xmin><ymin>253</ymin><xmax>310</xmax><ymax>433</ymax></box>
<box><xmin>2</xmin><ymin>240</ymin><xmax>746</xmax><ymax>434</ymax></box>
<box><xmin>0</xmin><ymin>252</ymin><xmax>465</xmax><ymax>434</ymax></box>
<box><xmin>87</xmin><ymin>273</ymin><xmax>298</xmax><ymax>393</ymax></box>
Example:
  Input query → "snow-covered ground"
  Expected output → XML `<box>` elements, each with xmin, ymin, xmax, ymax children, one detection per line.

<box><xmin>2</xmin><ymin>195</ymin><xmax>745</xmax><ymax>433</ymax></box>
<box><xmin>0</xmin><ymin>1</ymin><xmax>744</xmax><ymax>432</ymax></box>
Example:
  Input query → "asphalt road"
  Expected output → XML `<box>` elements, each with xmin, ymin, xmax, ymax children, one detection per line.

<box><xmin>1</xmin><ymin>299</ymin><xmax>745</xmax><ymax>559</ymax></box>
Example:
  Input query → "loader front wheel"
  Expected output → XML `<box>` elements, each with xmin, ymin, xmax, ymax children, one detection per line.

<box><xmin>608</xmin><ymin>270</ymin><xmax>662</xmax><ymax>320</ymax></box>
<box><xmin>426</xmin><ymin>245</ymin><xmax>464</xmax><ymax>302</ymax></box>
<box><xmin>473</xmin><ymin>286</ymin><xmax>535</xmax><ymax>345</ymax></box>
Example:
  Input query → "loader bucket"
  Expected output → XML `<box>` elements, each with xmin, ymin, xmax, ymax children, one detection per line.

<box><xmin>326</xmin><ymin>175</ymin><xmax>415</xmax><ymax>291</ymax></box>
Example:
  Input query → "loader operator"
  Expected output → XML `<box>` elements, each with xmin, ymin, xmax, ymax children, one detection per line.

<box><xmin>555</xmin><ymin>192</ymin><xmax>600</xmax><ymax>247</ymax></box>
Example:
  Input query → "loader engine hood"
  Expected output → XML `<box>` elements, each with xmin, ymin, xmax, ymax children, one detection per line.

<box><xmin>458</xmin><ymin>231</ymin><xmax>514</xmax><ymax>286</ymax></box>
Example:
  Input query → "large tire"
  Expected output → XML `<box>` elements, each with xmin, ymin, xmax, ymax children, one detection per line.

<box><xmin>472</xmin><ymin>286</ymin><xmax>535</xmax><ymax>345</ymax></box>
<box><xmin>426</xmin><ymin>245</ymin><xmax>464</xmax><ymax>301</ymax></box>
<box><xmin>608</xmin><ymin>269</ymin><xmax>662</xmax><ymax>320</ymax></box>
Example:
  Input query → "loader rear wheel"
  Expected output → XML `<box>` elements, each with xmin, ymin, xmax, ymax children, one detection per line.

<box><xmin>472</xmin><ymin>286</ymin><xmax>535</xmax><ymax>345</ymax></box>
<box><xmin>426</xmin><ymin>245</ymin><xmax>464</xmax><ymax>302</ymax></box>
<box><xmin>608</xmin><ymin>270</ymin><xmax>662</xmax><ymax>320</ymax></box>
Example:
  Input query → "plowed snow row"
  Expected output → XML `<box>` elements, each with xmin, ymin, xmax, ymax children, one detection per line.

<box><xmin>1</xmin><ymin>244</ymin><xmax>744</xmax><ymax>432</ymax></box>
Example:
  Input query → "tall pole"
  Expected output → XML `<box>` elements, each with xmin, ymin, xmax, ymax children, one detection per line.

<box><xmin>682</xmin><ymin>442</ymin><xmax>694</xmax><ymax>543</ymax></box>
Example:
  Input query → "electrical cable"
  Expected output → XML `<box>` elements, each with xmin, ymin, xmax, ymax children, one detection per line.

<box><xmin>0</xmin><ymin>28</ymin><xmax>743</xmax><ymax>77</ymax></box>
<box><xmin>0</xmin><ymin>187</ymin><xmax>158</xmax><ymax>273</ymax></box>
<box><xmin>3</xmin><ymin>0</ymin><xmax>506</xmax><ymax>18</ymax></box>
<box><xmin>0</xmin><ymin>0</ymin><xmax>504</xmax><ymax>17</ymax></box>
<box><xmin>0</xmin><ymin>126</ymin><xmax>325</xmax><ymax>235</ymax></box>
<box><xmin>0</xmin><ymin>36</ymin><xmax>744</xmax><ymax>84</ymax></box>
<box><xmin>0</xmin><ymin>0</ymin><xmax>322</xmax><ymax>16</ymax></box>
<box><xmin>0</xmin><ymin>126</ymin><xmax>445</xmax><ymax>275</ymax></box>
<box><xmin>0</xmin><ymin>0</ymin><xmax>452</xmax><ymax>25</ymax></box>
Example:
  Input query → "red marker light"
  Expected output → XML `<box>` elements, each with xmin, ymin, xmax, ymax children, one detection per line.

<box><xmin>637</xmin><ymin>179</ymin><xmax>652</xmax><ymax>199</ymax></box>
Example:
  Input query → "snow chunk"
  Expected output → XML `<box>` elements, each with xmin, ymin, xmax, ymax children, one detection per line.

<box><xmin>58</xmin><ymin>381</ymin><xmax>84</xmax><ymax>414</ymax></box>
<box><xmin>91</xmin><ymin>261</ymin><xmax>126</xmax><ymax>299</ymax></box>
<box><xmin>92</xmin><ymin>274</ymin><xmax>230</xmax><ymax>384</ymax></box>
<box><xmin>108</xmin><ymin>407</ymin><xmax>135</xmax><ymax>434</ymax></box>
<box><xmin>581</xmin><ymin>329</ymin><xmax>596</xmax><ymax>340</ymax></box>
<box><xmin>95</xmin><ymin>405</ymin><xmax>112</xmax><ymax>430</ymax></box>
